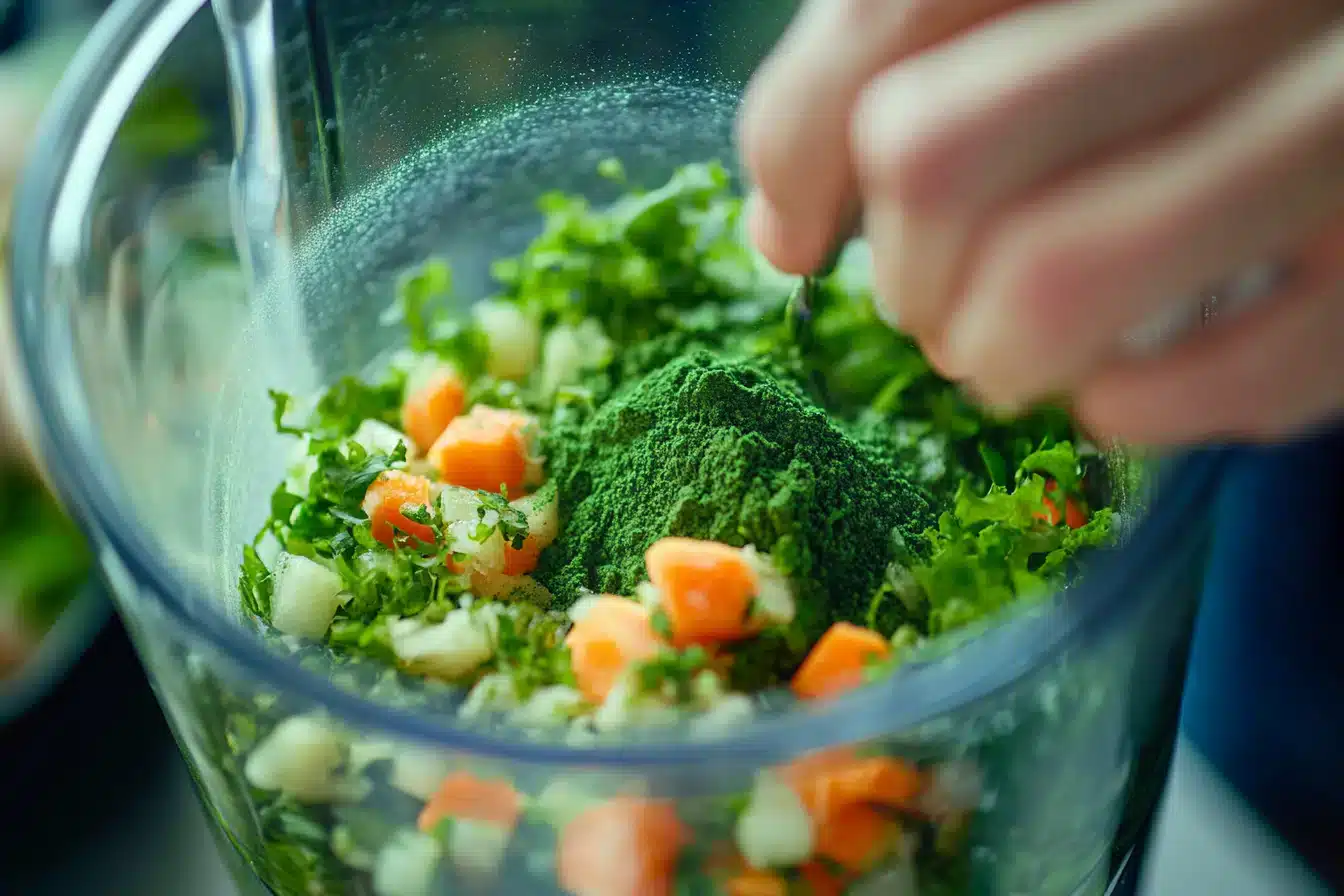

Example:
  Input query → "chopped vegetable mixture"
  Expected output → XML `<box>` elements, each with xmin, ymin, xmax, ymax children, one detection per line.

<box><xmin>232</xmin><ymin>161</ymin><xmax>1128</xmax><ymax>896</ymax></box>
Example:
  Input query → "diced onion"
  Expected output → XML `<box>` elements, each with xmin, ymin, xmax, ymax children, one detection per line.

<box><xmin>244</xmin><ymin>714</ymin><xmax>346</xmax><ymax>802</ymax></box>
<box><xmin>734</xmin><ymin>770</ymin><xmax>815</xmax><ymax>869</ymax></box>
<box><xmin>539</xmin><ymin>318</ymin><xmax>611</xmax><ymax>396</ymax></box>
<box><xmin>448</xmin><ymin>819</ymin><xmax>512</xmax><ymax>877</ymax></box>
<box><xmin>372</xmin><ymin>830</ymin><xmax>442</xmax><ymax>896</ymax></box>
<box><xmin>270</xmin><ymin>553</ymin><xmax>348</xmax><ymax>640</ymax></box>
<box><xmin>389</xmin><ymin>607</ymin><xmax>500</xmax><ymax>681</ymax></box>
<box><xmin>742</xmin><ymin>546</ymin><xmax>795</xmax><ymax>626</ymax></box>
<box><xmin>352</xmin><ymin>419</ymin><xmax>410</xmax><ymax>457</ymax></box>
<box><xmin>475</xmin><ymin>301</ymin><xmax>540</xmax><ymax>381</ymax></box>
<box><xmin>389</xmin><ymin>746</ymin><xmax>455</xmax><ymax>801</ymax></box>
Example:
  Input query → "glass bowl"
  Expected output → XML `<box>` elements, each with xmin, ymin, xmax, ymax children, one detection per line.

<box><xmin>8</xmin><ymin>1</ymin><xmax>1227</xmax><ymax>894</ymax></box>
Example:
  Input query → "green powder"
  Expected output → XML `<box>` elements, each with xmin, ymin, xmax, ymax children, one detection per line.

<box><xmin>534</xmin><ymin>351</ymin><xmax>934</xmax><ymax>640</ymax></box>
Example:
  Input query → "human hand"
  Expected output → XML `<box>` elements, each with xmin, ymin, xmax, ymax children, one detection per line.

<box><xmin>739</xmin><ymin>0</ymin><xmax>1344</xmax><ymax>445</ymax></box>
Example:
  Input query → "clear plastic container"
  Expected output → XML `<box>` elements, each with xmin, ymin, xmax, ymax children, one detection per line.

<box><xmin>8</xmin><ymin>2</ymin><xmax>1227</xmax><ymax>894</ymax></box>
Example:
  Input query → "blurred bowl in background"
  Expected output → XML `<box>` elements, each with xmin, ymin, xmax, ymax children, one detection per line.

<box><xmin>0</xmin><ymin>15</ymin><xmax>174</xmax><ymax>877</ymax></box>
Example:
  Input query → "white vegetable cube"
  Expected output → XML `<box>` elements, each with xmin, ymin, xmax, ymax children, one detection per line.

<box><xmin>540</xmin><ymin>318</ymin><xmax>612</xmax><ymax>396</ymax></box>
<box><xmin>592</xmin><ymin>675</ymin><xmax>681</xmax><ymax>732</ymax></box>
<box><xmin>512</xmin><ymin>488</ymin><xmax>560</xmax><ymax>549</ymax></box>
<box><xmin>244</xmin><ymin>715</ymin><xmax>346</xmax><ymax>802</ymax></box>
<box><xmin>270</xmin><ymin>553</ymin><xmax>348</xmax><ymax>640</ymax></box>
<box><xmin>460</xmin><ymin>673</ymin><xmax>522</xmax><ymax>720</ymax></box>
<box><xmin>348</xmin><ymin>738</ymin><xmax>398</xmax><ymax>773</ymax></box>
<box><xmin>689</xmin><ymin>693</ymin><xmax>756</xmax><ymax>740</ymax></box>
<box><xmin>742</xmin><ymin>546</ymin><xmax>795</xmax><ymax>626</ymax></box>
<box><xmin>331</xmin><ymin>825</ymin><xmax>377</xmax><ymax>872</ymax></box>
<box><xmin>448</xmin><ymin>819</ymin><xmax>513</xmax><ymax>877</ymax></box>
<box><xmin>446</xmin><ymin>519</ymin><xmax>507</xmax><ymax>576</ymax></box>
<box><xmin>534</xmin><ymin>779</ymin><xmax>604</xmax><ymax>829</ymax></box>
<box><xmin>691</xmin><ymin>669</ymin><xmax>725</xmax><ymax>705</ymax></box>
<box><xmin>475</xmin><ymin>301</ymin><xmax>540</xmax><ymax>381</ymax></box>
<box><xmin>389</xmin><ymin>607</ymin><xmax>500</xmax><ymax>681</ymax></box>
<box><xmin>510</xmin><ymin>685</ymin><xmax>586</xmax><ymax>729</ymax></box>
<box><xmin>284</xmin><ymin>437</ymin><xmax>317</xmax><ymax>496</ymax></box>
<box><xmin>438</xmin><ymin>485</ymin><xmax>482</xmax><ymax>524</ymax></box>
<box><xmin>735</xmin><ymin>770</ymin><xmax>815</xmax><ymax>869</ymax></box>
<box><xmin>389</xmin><ymin>746</ymin><xmax>456</xmax><ymax>801</ymax></box>
<box><xmin>352</xmin><ymin>419</ymin><xmax>410</xmax><ymax>456</ymax></box>
<box><xmin>372</xmin><ymin>830</ymin><xmax>442</xmax><ymax>896</ymax></box>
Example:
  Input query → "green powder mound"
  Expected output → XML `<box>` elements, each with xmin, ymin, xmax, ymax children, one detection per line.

<box><xmin>535</xmin><ymin>351</ymin><xmax>935</xmax><ymax>639</ymax></box>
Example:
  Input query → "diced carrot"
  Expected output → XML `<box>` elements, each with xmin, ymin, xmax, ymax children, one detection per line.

<box><xmin>700</xmin><ymin>843</ymin><xmax>743</xmax><ymax>879</ymax></box>
<box><xmin>429</xmin><ymin>405</ymin><xmax>534</xmax><ymax>495</ymax></box>
<box><xmin>784</xmin><ymin>753</ymin><xmax>923</xmax><ymax>819</ymax></box>
<box><xmin>797</xmin><ymin>861</ymin><xmax>848</xmax><ymax>896</ymax></box>
<box><xmin>779</xmin><ymin>747</ymin><xmax>862</xmax><ymax>792</ymax></box>
<box><xmin>500</xmin><ymin>488</ymin><xmax>561</xmax><ymax>576</ymax></box>
<box><xmin>557</xmin><ymin>798</ymin><xmax>687</xmax><ymax>896</ymax></box>
<box><xmin>645</xmin><ymin>537</ymin><xmax>759</xmax><ymax>647</ymax></box>
<box><xmin>564</xmin><ymin>597</ymin><xmax>664</xmax><ymax>702</ymax></box>
<box><xmin>813</xmin><ymin>804</ymin><xmax>898</xmax><ymax>872</ymax></box>
<box><xmin>1037</xmin><ymin>480</ymin><xmax>1088</xmax><ymax>529</ymax></box>
<box><xmin>725</xmin><ymin>869</ymin><xmax>788</xmax><ymax>896</ymax></box>
<box><xmin>791</xmin><ymin>623</ymin><xmax>891</xmax><ymax>699</ymax></box>
<box><xmin>502</xmin><ymin>538</ymin><xmax>543</xmax><ymax>576</ymax></box>
<box><xmin>362</xmin><ymin>470</ymin><xmax>436</xmax><ymax>548</ymax></box>
<box><xmin>417</xmin><ymin>772</ymin><xmax>521</xmax><ymax>833</ymax></box>
<box><xmin>401</xmin><ymin>365</ymin><xmax>467</xmax><ymax>453</ymax></box>
<box><xmin>1064</xmin><ymin>496</ymin><xmax>1088</xmax><ymax>529</ymax></box>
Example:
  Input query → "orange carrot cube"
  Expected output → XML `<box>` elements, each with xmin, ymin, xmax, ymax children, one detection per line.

<box><xmin>417</xmin><ymin>771</ymin><xmax>521</xmax><ymax>833</ymax></box>
<box><xmin>429</xmin><ymin>405</ymin><xmax>533</xmax><ymax>495</ymax></box>
<box><xmin>725</xmin><ymin>869</ymin><xmax>788</xmax><ymax>896</ymax></box>
<box><xmin>791</xmin><ymin>623</ymin><xmax>891</xmax><ymax>700</ymax></box>
<box><xmin>564</xmin><ymin>596</ymin><xmax>664</xmax><ymax>702</ymax></box>
<box><xmin>645</xmin><ymin>537</ymin><xmax>759</xmax><ymax>647</ymax></box>
<box><xmin>362</xmin><ymin>470</ymin><xmax>436</xmax><ymax>548</ymax></box>
<box><xmin>557</xmin><ymin>798</ymin><xmax>686</xmax><ymax>896</ymax></box>
<box><xmin>401</xmin><ymin>365</ymin><xmax>467</xmax><ymax>453</ymax></box>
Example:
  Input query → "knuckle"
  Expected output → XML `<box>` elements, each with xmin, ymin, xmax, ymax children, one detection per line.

<box><xmin>737</xmin><ymin>75</ymin><xmax>794</xmax><ymax>194</ymax></box>
<box><xmin>738</xmin><ymin>68</ymin><xmax>835</xmax><ymax>210</ymax></box>
<box><xmin>851</xmin><ymin>72</ymin><xmax>967</xmax><ymax>213</ymax></box>
<box><xmin>986</xmin><ymin>222</ymin><xmax>1093</xmax><ymax>339</ymax></box>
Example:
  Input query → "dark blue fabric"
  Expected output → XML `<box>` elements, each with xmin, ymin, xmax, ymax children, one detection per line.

<box><xmin>1181</xmin><ymin>427</ymin><xmax>1344</xmax><ymax>887</ymax></box>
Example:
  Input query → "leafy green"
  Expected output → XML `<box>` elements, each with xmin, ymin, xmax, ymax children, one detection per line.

<box><xmin>491</xmin><ymin>161</ymin><xmax>757</xmax><ymax>344</ymax></box>
<box><xmin>239</xmin><ymin>545</ymin><xmax>273</xmax><ymax>619</ymax></box>
<box><xmin>912</xmin><ymin>458</ymin><xmax>1114</xmax><ymax>636</ymax></box>
<box><xmin>491</xmin><ymin>607</ymin><xmax>576</xmax><ymax>699</ymax></box>
<box><xmin>632</xmin><ymin>646</ymin><xmax>713</xmax><ymax>705</ymax></box>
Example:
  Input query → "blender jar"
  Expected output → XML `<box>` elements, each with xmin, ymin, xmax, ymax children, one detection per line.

<box><xmin>7</xmin><ymin>1</ymin><xmax>1227</xmax><ymax>895</ymax></box>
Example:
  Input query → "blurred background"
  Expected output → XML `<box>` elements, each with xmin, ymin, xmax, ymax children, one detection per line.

<box><xmin>0</xmin><ymin>2</ymin><xmax>1334</xmax><ymax>895</ymax></box>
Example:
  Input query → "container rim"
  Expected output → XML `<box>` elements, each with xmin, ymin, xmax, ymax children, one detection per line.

<box><xmin>8</xmin><ymin>0</ymin><xmax>1227</xmax><ymax>766</ymax></box>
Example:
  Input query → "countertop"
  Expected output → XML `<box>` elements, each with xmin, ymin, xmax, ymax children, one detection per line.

<box><xmin>9</xmin><ymin>727</ymin><xmax>1329</xmax><ymax>896</ymax></box>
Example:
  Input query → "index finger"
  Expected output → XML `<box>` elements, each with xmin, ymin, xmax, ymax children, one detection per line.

<box><xmin>738</xmin><ymin>0</ymin><xmax>1032</xmax><ymax>274</ymax></box>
